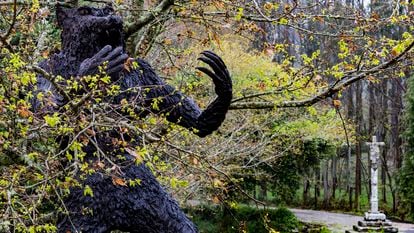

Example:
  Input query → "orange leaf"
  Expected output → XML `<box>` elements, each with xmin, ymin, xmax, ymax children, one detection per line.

<box><xmin>190</xmin><ymin>156</ymin><xmax>199</xmax><ymax>165</ymax></box>
<box><xmin>367</xmin><ymin>75</ymin><xmax>378</xmax><ymax>83</ymax></box>
<box><xmin>163</xmin><ymin>38</ymin><xmax>173</xmax><ymax>45</ymax></box>
<box><xmin>112</xmin><ymin>177</ymin><xmax>127</xmax><ymax>186</ymax></box>
<box><xmin>371</xmin><ymin>12</ymin><xmax>380</xmax><ymax>20</ymax></box>
<box><xmin>123</xmin><ymin>58</ymin><xmax>135</xmax><ymax>72</ymax></box>
<box><xmin>86</xmin><ymin>128</ymin><xmax>96</xmax><ymax>136</ymax></box>
<box><xmin>42</xmin><ymin>50</ymin><xmax>49</xmax><ymax>58</ymax></box>
<box><xmin>96</xmin><ymin>162</ymin><xmax>105</xmax><ymax>169</ymax></box>
<box><xmin>17</xmin><ymin>106</ymin><xmax>32</xmax><ymax>118</ymax></box>
<box><xmin>333</xmin><ymin>99</ymin><xmax>341</xmax><ymax>107</ymax></box>
<box><xmin>391</xmin><ymin>48</ymin><xmax>399</xmax><ymax>57</ymax></box>
<box><xmin>212</xmin><ymin>196</ymin><xmax>220</xmax><ymax>204</ymax></box>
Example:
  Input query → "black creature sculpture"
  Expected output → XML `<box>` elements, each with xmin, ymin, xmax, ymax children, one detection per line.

<box><xmin>32</xmin><ymin>5</ymin><xmax>232</xmax><ymax>233</ymax></box>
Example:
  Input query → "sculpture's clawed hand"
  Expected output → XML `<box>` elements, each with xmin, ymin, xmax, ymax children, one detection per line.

<box><xmin>78</xmin><ymin>45</ymin><xmax>129</xmax><ymax>76</ymax></box>
<box><xmin>196</xmin><ymin>51</ymin><xmax>232</xmax><ymax>98</ymax></box>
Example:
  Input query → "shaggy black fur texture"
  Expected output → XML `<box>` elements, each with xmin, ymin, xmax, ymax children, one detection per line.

<box><xmin>33</xmin><ymin>5</ymin><xmax>232</xmax><ymax>233</ymax></box>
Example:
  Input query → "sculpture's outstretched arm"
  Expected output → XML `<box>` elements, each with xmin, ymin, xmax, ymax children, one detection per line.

<box><xmin>135</xmin><ymin>51</ymin><xmax>232</xmax><ymax>137</ymax></box>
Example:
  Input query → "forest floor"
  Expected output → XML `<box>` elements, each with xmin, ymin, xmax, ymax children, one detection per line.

<box><xmin>290</xmin><ymin>208</ymin><xmax>414</xmax><ymax>233</ymax></box>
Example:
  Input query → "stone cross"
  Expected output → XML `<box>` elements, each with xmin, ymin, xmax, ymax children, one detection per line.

<box><xmin>366</xmin><ymin>136</ymin><xmax>385</xmax><ymax>215</ymax></box>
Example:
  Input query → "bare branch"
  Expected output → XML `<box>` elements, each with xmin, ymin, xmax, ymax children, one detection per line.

<box><xmin>0</xmin><ymin>0</ymin><xmax>17</xmax><ymax>52</ymax></box>
<box><xmin>124</xmin><ymin>0</ymin><xmax>174</xmax><ymax>39</ymax></box>
<box><xmin>230</xmin><ymin>40</ymin><xmax>414</xmax><ymax>110</ymax></box>
<box><xmin>27</xmin><ymin>65</ymin><xmax>71</xmax><ymax>102</ymax></box>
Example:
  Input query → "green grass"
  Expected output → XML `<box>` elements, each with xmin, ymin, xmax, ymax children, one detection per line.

<box><xmin>186</xmin><ymin>204</ymin><xmax>300</xmax><ymax>233</ymax></box>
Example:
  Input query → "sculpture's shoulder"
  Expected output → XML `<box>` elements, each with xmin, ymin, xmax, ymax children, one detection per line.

<box><xmin>127</xmin><ymin>57</ymin><xmax>165</xmax><ymax>86</ymax></box>
<box><xmin>38</xmin><ymin>52</ymin><xmax>75</xmax><ymax>78</ymax></box>
<box><xmin>32</xmin><ymin>53</ymin><xmax>67</xmax><ymax>111</ymax></box>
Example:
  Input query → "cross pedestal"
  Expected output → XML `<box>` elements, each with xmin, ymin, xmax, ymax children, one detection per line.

<box><xmin>348</xmin><ymin>136</ymin><xmax>398</xmax><ymax>233</ymax></box>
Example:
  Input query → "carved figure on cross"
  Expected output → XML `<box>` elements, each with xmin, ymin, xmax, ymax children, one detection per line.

<box><xmin>367</xmin><ymin>136</ymin><xmax>384</xmax><ymax>171</ymax></box>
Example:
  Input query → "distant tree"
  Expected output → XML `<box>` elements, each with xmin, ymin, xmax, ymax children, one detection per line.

<box><xmin>399</xmin><ymin>74</ymin><xmax>414</xmax><ymax>220</ymax></box>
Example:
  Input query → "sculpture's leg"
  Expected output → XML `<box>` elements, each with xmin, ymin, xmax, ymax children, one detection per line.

<box><xmin>57</xmin><ymin>157</ymin><xmax>197</xmax><ymax>233</ymax></box>
<box><xmin>57</xmin><ymin>208</ymin><xmax>110</xmax><ymax>233</ymax></box>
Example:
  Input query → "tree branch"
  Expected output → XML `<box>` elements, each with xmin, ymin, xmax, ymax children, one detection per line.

<box><xmin>27</xmin><ymin>65</ymin><xmax>70</xmax><ymax>102</ymax></box>
<box><xmin>123</xmin><ymin>0</ymin><xmax>174</xmax><ymax>39</ymax></box>
<box><xmin>0</xmin><ymin>0</ymin><xmax>17</xmax><ymax>52</ymax></box>
<box><xmin>230</xmin><ymin>40</ymin><xmax>414</xmax><ymax>110</ymax></box>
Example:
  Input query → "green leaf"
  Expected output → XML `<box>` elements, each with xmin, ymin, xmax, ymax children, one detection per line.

<box><xmin>83</xmin><ymin>185</ymin><xmax>94</xmax><ymax>197</ymax></box>
<box><xmin>235</xmin><ymin>8</ymin><xmax>244</xmax><ymax>21</ymax></box>
<box><xmin>44</xmin><ymin>113</ymin><xmax>60</xmax><ymax>127</ymax></box>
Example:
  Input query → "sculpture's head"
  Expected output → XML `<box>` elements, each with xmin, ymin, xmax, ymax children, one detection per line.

<box><xmin>56</xmin><ymin>5</ymin><xmax>125</xmax><ymax>55</ymax></box>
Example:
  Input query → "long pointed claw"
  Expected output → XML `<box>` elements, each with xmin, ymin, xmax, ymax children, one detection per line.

<box><xmin>198</xmin><ymin>56</ymin><xmax>226</xmax><ymax>79</ymax></box>
<box><xmin>196</xmin><ymin>66</ymin><xmax>221</xmax><ymax>83</ymax></box>
<box><xmin>201</xmin><ymin>51</ymin><xmax>227</xmax><ymax>70</ymax></box>
<box><xmin>197</xmin><ymin>67</ymin><xmax>231</xmax><ymax>96</ymax></box>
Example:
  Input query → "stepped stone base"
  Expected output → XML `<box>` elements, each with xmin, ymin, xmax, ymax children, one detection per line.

<box><xmin>346</xmin><ymin>212</ymin><xmax>398</xmax><ymax>233</ymax></box>
<box><xmin>365</xmin><ymin>212</ymin><xmax>387</xmax><ymax>221</ymax></box>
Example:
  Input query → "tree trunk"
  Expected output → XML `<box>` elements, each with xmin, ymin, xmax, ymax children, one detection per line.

<box><xmin>331</xmin><ymin>155</ymin><xmax>338</xmax><ymax>200</ymax></box>
<box><xmin>389</xmin><ymin>79</ymin><xmax>403</xmax><ymax>212</ymax></box>
<box><xmin>346</xmin><ymin>85</ymin><xmax>354</xmax><ymax>206</ymax></box>
<box><xmin>259</xmin><ymin>181</ymin><xmax>267</xmax><ymax>201</ymax></box>
<box><xmin>390</xmin><ymin>79</ymin><xmax>403</xmax><ymax>169</ymax></box>
<box><xmin>303</xmin><ymin>178</ymin><xmax>310</xmax><ymax>205</ymax></box>
<box><xmin>314</xmin><ymin>167</ymin><xmax>321</xmax><ymax>208</ymax></box>
<box><xmin>323</xmin><ymin>160</ymin><xmax>330</xmax><ymax>208</ymax></box>
<box><xmin>355</xmin><ymin>81</ymin><xmax>363</xmax><ymax>210</ymax></box>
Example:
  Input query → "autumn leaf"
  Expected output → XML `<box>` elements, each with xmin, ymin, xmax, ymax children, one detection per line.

<box><xmin>124</xmin><ymin>58</ymin><xmax>135</xmax><ymax>72</ymax></box>
<box><xmin>86</xmin><ymin>128</ymin><xmax>96</xmax><ymax>136</ymax></box>
<box><xmin>367</xmin><ymin>75</ymin><xmax>379</xmax><ymax>83</ymax></box>
<box><xmin>212</xmin><ymin>196</ymin><xmax>221</xmax><ymax>204</ymax></box>
<box><xmin>190</xmin><ymin>155</ymin><xmax>199</xmax><ymax>165</ymax></box>
<box><xmin>314</xmin><ymin>16</ymin><xmax>324</xmax><ymax>23</ymax></box>
<box><xmin>17</xmin><ymin>105</ymin><xmax>32</xmax><ymax>118</ymax></box>
<box><xmin>371</xmin><ymin>12</ymin><xmax>380</xmax><ymax>20</ymax></box>
<box><xmin>112</xmin><ymin>177</ymin><xmax>127</xmax><ymax>186</ymax></box>
<box><xmin>212</xmin><ymin>0</ymin><xmax>225</xmax><ymax>9</ymax></box>
<box><xmin>213</xmin><ymin>178</ymin><xmax>224</xmax><ymax>187</ymax></box>
<box><xmin>333</xmin><ymin>99</ymin><xmax>341</xmax><ymax>107</ymax></box>
<box><xmin>79</xmin><ymin>135</ymin><xmax>89</xmax><ymax>146</ymax></box>
<box><xmin>42</xmin><ymin>50</ymin><xmax>49</xmax><ymax>58</ymax></box>
<box><xmin>263</xmin><ymin>2</ymin><xmax>273</xmax><ymax>11</ymax></box>
<box><xmin>95</xmin><ymin>161</ymin><xmax>105</xmax><ymax>169</ymax></box>
<box><xmin>163</xmin><ymin>38</ymin><xmax>173</xmax><ymax>45</ymax></box>
<box><xmin>211</xmin><ymin>32</ymin><xmax>222</xmax><ymax>49</ymax></box>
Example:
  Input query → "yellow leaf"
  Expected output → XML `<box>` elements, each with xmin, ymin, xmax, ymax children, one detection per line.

<box><xmin>263</xmin><ymin>2</ymin><xmax>273</xmax><ymax>11</ymax></box>
<box><xmin>163</xmin><ymin>38</ymin><xmax>173</xmax><ymax>45</ymax></box>
<box><xmin>213</xmin><ymin>178</ymin><xmax>223</xmax><ymax>187</ymax></box>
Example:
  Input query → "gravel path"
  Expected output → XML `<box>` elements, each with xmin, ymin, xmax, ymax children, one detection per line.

<box><xmin>290</xmin><ymin>208</ymin><xmax>414</xmax><ymax>233</ymax></box>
